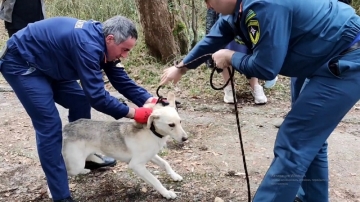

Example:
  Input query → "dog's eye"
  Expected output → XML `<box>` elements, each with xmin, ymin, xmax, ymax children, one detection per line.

<box><xmin>168</xmin><ymin>123</ymin><xmax>175</xmax><ymax>127</ymax></box>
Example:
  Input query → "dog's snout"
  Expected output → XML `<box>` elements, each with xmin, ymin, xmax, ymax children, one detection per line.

<box><xmin>181</xmin><ymin>137</ymin><xmax>188</xmax><ymax>142</ymax></box>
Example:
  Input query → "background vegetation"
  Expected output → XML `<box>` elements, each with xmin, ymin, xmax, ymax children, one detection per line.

<box><xmin>4</xmin><ymin>0</ymin><xmax>360</xmax><ymax>100</ymax></box>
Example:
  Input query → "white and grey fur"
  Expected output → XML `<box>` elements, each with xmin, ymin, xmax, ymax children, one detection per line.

<box><xmin>48</xmin><ymin>92</ymin><xmax>188</xmax><ymax>199</ymax></box>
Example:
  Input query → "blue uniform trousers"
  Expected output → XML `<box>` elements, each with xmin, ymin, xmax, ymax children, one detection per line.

<box><xmin>253</xmin><ymin>49</ymin><xmax>360</xmax><ymax>202</ymax></box>
<box><xmin>291</xmin><ymin>77</ymin><xmax>306</xmax><ymax>107</ymax></box>
<box><xmin>292</xmin><ymin>78</ymin><xmax>329</xmax><ymax>202</ymax></box>
<box><xmin>0</xmin><ymin>57</ymin><xmax>91</xmax><ymax>200</ymax></box>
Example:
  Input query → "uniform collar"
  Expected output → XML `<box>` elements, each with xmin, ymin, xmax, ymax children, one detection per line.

<box><xmin>98</xmin><ymin>23</ymin><xmax>109</xmax><ymax>63</ymax></box>
<box><xmin>103</xmin><ymin>38</ymin><xmax>108</xmax><ymax>63</ymax></box>
<box><xmin>103</xmin><ymin>53</ymin><xmax>107</xmax><ymax>63</ymax></box>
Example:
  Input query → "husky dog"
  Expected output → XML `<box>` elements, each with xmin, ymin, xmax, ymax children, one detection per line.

<box><xmin>48</xmin><ymin>92</ymin><xmax>188</xmax><ymax>200</ymax></box>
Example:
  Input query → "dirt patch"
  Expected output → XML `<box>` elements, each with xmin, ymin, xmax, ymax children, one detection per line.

<box><xmin>0</xmin><ymin>76</ymin><xmax>360</xmax><ymax>201</ymax></box>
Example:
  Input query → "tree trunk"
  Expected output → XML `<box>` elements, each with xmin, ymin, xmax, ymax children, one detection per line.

<box><xmin>190</xmin><ymin>0</ymin><xmax>198</xmax><ymax>49</ymax></box>
<box><xmin>169</xmin><ymin>0</ymin><xmax>189</xmax><ymax>55</ymax></box>
<box><xmin>136</xmin><ymin>0</ymin><xmax>180</xmax><ymax>63</ymax></box>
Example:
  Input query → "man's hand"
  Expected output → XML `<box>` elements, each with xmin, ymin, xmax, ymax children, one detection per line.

<box><xmin>212</xmin><ymin>49</ymin><xmax>235</xmax><ymax>69</ymax></box>
<box><xmin>133</xmin><ymin>107</ymin><xmax>153</xmax><ymax>124</ymax></box>
<box><xmin>160</xmin><ymin>65</ymin><xmax>187</xmax><ymax>86</ymax></box>
<box><xmin>143</xmin><ymin>97</ymin><xmax>158</xmax><ymax>104</ymax></box>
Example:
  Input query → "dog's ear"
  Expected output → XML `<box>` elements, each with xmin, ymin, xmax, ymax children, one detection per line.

<box><xmin>147</xmin><ymin>111</ymin><xmax>160</xmax><ymax>129</ymax></box>
<box><xmin>166</xmin><ymin>92</ymin><xmax>176</xmax><ymax>108</ymax></box>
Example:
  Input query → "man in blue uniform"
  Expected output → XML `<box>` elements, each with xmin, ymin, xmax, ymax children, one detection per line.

<box><xmin>160</xmin><ymin>0</ymin><xmax>360</xmax><ymax>201</ymax></box>
<box><xmin>0</xmin><ymin>16</ymin><xmax>155</xmax><ymax>202</ymax></box>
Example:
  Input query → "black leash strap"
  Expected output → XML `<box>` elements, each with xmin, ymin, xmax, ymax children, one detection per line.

<box><xmin>155</xmin><ymin>85</ymin><xmax>181</xmax><ymax>111</ymax></box>
<box><xmin>209</xmin><ymin>66</ymin><xmax>251</xmax><ymax>202</ymax></box>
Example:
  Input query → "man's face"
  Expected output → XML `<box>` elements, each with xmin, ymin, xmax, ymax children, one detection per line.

<box><xmin>105</xmin><ymin>35</ymin><xmax>136</xmax><ymax>61</ymax></box>
<box><xmin>205</xmin><ymin>0</ymin><xmax>237</xmax><ymax>15</ymax></box>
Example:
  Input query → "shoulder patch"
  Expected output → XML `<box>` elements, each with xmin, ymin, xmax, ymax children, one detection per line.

<box><xmin>247</xmin><ymin>19</ymin><xmax>260</xmax><ymax>45</ymax></box>
<box><xmin>245</xmin><ymin>9</ymin><xmax>256</xmax><ymax>23</ymax></box>
<box><xmin>74</xmin><ymin>20</ymin><xmax>86</xmax><ymax>29</ymax></box>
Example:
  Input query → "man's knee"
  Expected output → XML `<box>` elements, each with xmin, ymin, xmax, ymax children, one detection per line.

<box><xmin>35</xmin><ymin>114</ymin><xmax>62</xmax><ymax>143</ymax></box>
<box><xmin>310</xmin><ymin>142</ymin><xmax>328</xmax><ymax>167</ymax></box>
<box><xmin>274</xmin><ymin>125</ymin><xmax>324</xmax><ymax>172</ymax></box>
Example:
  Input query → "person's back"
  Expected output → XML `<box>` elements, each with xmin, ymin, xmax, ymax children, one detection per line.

<box><xmin>239</xmin><ymin>0</ymin><xmax>359</xmax><ymax>78</ymax></box>
<box><xmin>5</xmin><ymin>16</ymin><xmax>105</xmax><ymax>80</ymax></box>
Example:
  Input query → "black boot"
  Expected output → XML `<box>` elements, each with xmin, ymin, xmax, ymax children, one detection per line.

<box><xmin>54</xmin><ymin>196</ymin><xmax>75</xmax><ymax>202</ymax></box>
<box><xmin>84</xmin><ymin>153</ymin><xmax>117</xmax><ymax>170</ymax></box>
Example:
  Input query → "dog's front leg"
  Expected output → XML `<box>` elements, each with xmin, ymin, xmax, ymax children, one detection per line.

<box><xmin>128</xmin><ymin>160</ymin><xmax>177</xmax><ymax>199</ymax></box>
<box><xmin>151</xmin><ymin>155</ymin><xmax>183</xmax><ymax>181</ymax></box>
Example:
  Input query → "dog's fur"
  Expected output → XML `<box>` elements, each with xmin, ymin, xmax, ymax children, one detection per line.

<box><xmin>47</xmin><ymin>92</ymin><xmax>188</xmax><ymax>199</ymax></box>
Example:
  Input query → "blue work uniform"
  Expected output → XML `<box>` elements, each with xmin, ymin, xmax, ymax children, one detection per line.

<box><xmin>182</xmin><ymin>0</ymin><xmax>360</xmax><ymax>201</ymax></box>
<box><xmin>0</xmin><ymin>17</ymin><xmax>152</xmax><ymax>200</ymax></box>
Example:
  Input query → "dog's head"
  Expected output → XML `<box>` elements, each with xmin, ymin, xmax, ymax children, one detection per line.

<box><xmin>146</xmin><ymin>92</ymin><xmax>188</xmax><ymax>143</ymax></box>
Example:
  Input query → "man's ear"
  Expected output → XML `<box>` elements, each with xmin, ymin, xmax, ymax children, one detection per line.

<box><xmin>105</xmin><ymin>34</ymin><xmax>114</xmax><ymax>44</ymax></box>
<box><xmin>147</xmin><ymin>111</ymin><xmax>160</xmax><ymax>129</ymax></box>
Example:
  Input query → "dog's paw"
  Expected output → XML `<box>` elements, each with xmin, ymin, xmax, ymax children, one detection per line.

<box><xmin>170</xmin><ymin>172</ymin><xmax>183</xmax><ymax>181</ymax></box>
<box><xmin>161</xmin><ymin>190</ymin><xmax>177</xmax><ymax>199</ymax></box>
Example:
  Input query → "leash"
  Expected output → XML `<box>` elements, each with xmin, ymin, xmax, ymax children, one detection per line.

<box><xmin>157</xmin><ymin>54</ymin><xmax>251</xmax><ymax>202</ymax></box>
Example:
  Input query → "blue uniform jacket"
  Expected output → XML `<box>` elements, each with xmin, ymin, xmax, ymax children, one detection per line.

<box><xmin>3</xmin><ymin>17</ymin><xmax>152</xmax><ymax>119</ymax></box>
<box><xmin>183</xmin><ymin>0</ymin><xmax>360</xmax><ymax>80</ymax></box>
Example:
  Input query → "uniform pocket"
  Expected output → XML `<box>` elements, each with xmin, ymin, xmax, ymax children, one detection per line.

<box><xmin>311</xmin><ymin>54</ymin><xmax>342</xmax><ymax>79</ymax></box>
<box><xmin>334</xmin><ymin>59</ymin><xmax>360</xmax><ymax>76</ymax></box>
<box><xmin>325</xmin><ymin>48</ymin><xmax>360</xmax><ymax>79</ymax></box>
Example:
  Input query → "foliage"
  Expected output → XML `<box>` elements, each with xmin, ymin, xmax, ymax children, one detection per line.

<box><xmin>13</xmin><ymin>0</ymin><xmax>360</xmax><ymax>98</ymax></box>
<box><xmin>43</xmin><ymin>0</ymin><xmax>221</xmax><ymax>97</ymax></box>
<box><xmin>44</xmin><ymin>0</ymin><xmax>207</xmax><ymax>67</ymax></box>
